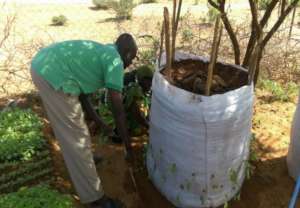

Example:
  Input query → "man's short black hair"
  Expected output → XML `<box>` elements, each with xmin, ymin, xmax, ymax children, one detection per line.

<box><xmin>115</xmin><ymin>33</ymin><xmax>137</xmax><ymax>52</ymax></box>
<box><xmin>115</xmin><ymin>33</ymin><xmax>138</xmax><ymax>68</ymax></box>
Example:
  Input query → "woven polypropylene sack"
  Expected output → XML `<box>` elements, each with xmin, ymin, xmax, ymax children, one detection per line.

<box><xmin>147</xmin><ymin>52</ymin><xmax>254</xmax><ymax>208</ymax></box>
<box><xmin>287</xmin><ymin>92</ymin><xmax>300</xmax><ymax>181</ymax></box>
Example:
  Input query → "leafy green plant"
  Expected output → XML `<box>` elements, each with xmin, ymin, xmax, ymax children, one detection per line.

<box><xmin>51</xmin><ymin>15</ymin><xmax>67</xmax><ymax>26</ymax></box>
<box><xmin>98</xmin><ymin>104</ymin><xmax>115</xmax><ymax>128</ymax></box>
<box><xmin>112</xmin><ymin>0</ymin><xmax>135</xmax><ymax>20</ymax></box>
<box><xmin>0</xmin><ymin>185</ymin><xmax>73</xmax><ymax>208</ymax></box>
<box><xmin>245</xmin><ymin>134</ymin><xmax>257</xmax><ymax>180</ymax></box>
<box><xmin>0</xmin><ymin>108</ymin><xmax>45</xmax><ymax>162</ymax></box>
<box><xmin>257</xmin><ymin>0</ymin><xmax>272</xmax><ymax>10</ymax></box>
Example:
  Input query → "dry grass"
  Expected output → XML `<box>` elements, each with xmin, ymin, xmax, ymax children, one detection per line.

<box><xmin>0</xmin><ymin>3</ymin><xmax>162</xmax><ymax>97</ymax></box>
<box><xmin>0</xmin><ymin>1</ymin><xmax>299</xmax><ymax>98</ymax></box>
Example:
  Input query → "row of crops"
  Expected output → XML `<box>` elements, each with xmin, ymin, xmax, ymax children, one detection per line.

<box><xmin>0</xmin><ymin>108</ymin><xmax>74</xmax><ymax>207</ymax></box>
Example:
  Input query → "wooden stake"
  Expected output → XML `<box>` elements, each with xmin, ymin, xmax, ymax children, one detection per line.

<box><xmin>174</xmin><ymin>0</ymin><xmax>183</xmax><ymax>38</ymax></box>
<box><xmin>205</xmin><ymin>16</ymin><xmax>223</xmax><ymax>96</ymax></box>
<box><xmin>164</xmin><ymin>7</ymin><xmax>171</xmax><ymax>70</ymax></box>
<box><xmin>172</xmin><ymin>0</ymin><xmax>182</xmax><ymax>63</ymax></box>
<box><xmin>171</xmin><ymin>0</ymin><xmax>177</xmax><ymax>65</ymax></box>
<box><xmin>158</xmin><ymin>21</ymin><xmax>165</xmax><ymax>68</ymax></box>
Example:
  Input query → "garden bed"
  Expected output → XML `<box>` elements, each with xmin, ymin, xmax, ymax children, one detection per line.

<box><xmin>0</xmin><ymin>108</ymin><xmax>53</xmax><ymax>193</ymax></box>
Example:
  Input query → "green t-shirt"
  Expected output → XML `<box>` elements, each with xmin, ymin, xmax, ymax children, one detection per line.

<box><xmin>31</xmin><ymin>40</ymin><xmax>124</xmax><ymax>95</ymax></box>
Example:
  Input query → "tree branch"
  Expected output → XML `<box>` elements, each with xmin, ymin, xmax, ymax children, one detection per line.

<box><xmin>252</xmin><ymin>0</ymin><xmax>300</xmax><ymax>85</ymax></box>
<box><xmin>249</xmin><ymin>0</ymin><xmax>260</xmax><ymax>32</ymax></box>
<box><xmin>243</xmin><ymin>0</ymin><xmax>278</xmax><ymax>67</ymax></box>
<box><xmin>220</xmin><ymin>12</ymin><xmax>240</xmax><ymax>64</ymax></box>
<box><xmin>281</xmin><ymin>0</ymin><xmax>286</xmax><ymax>15</ymax></box>
<box><xmin>208</xmin><ymin>0</ymin><xmax>220</xmax><ymax>10</ymax></box>
<box><xmin>260</xmin><ymin>0</ymin><xmax>279</xmax><ymax>27</ymax></box>
<box><xmin>208</xmin><ymin>0</ymin><xmax>240</xmax><ymax>65</ymax></box>
<box><xmin>0</xmin><ymin>15</ymin><xmax>16</xmax><ymax>48</ymax></box>
<box><xmin>262</xmin><ymin>0</ymin><xmax>300</xmax><ymax>48</ymax></box>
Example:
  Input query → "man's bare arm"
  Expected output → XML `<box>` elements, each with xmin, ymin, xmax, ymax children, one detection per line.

<box><xmin>107</xmin><ymin>89</ymin><xmax>132</xmax><ymax>158</ymax></box>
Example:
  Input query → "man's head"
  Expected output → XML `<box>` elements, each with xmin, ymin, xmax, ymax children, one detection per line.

<box><xmin>115</xmin><ymin>33</ymin><xmax>137</xmax><ymax>69</ymax></box>
<box><xmin>136</xmin><ymin>65</ymin><xmax>154</xmax><ymax>93</ymax></box>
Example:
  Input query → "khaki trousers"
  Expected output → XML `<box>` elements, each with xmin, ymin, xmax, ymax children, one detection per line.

<box><xmin>30</xmin><ymin>69</ymin><xmax>104</xmax><ymax>203</ymax></box>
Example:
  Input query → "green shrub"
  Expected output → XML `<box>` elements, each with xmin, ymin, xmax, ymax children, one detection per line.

<box><xmin>286</xmin><ymin>82</ymin><xmax>299</xmax><ymax>98</ymax></box>
<box><xmin>0</xmin><ymin>108</ymin><xmax>45</xmax><ymax>162</ymax></box>
<box><xmin>92</xmin><ymin>0</ymin><xmax>113</xmax><ymax>9</ymax></box>
<box><xmin>51</xmin><ymin>15</ymin><xmax>67</xmax><ymax>26</ymax></box>
<box><xmin>141</xmin><ymin>0</ymin><xmax>157</xmax><ymax>3</ymax></box>
<box><xmin>139</xmin><ymin>50</ymin><xmax>156</xmax><ymax>66</ymax></box>
<box><xmin>137</xmin><ymin>35</ymin><xmax>159</xmax><ymax>66</ymax></box>
<box><xmin>112</xmin><ymin>0</ymin><xmax>135</xmax><ymax>20</ymax></box>
<box><xmin>181</xmin><ymin>28</ymin><xmax>194</xmax><ymax>44</ymax></box>
<box><xmin>258</xmin><ymin>0</ymin><xmax>272</xmax><ymax>10</ymax></box>
<box><xmin>0</xmin><ymin>185</ymin><xmax>73</xmax><ymax>208</ymax></box>
<box><xmin>258</xmin><ymin>79</ymin><xmax>299</xmax><ymax>102</ymax></box>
